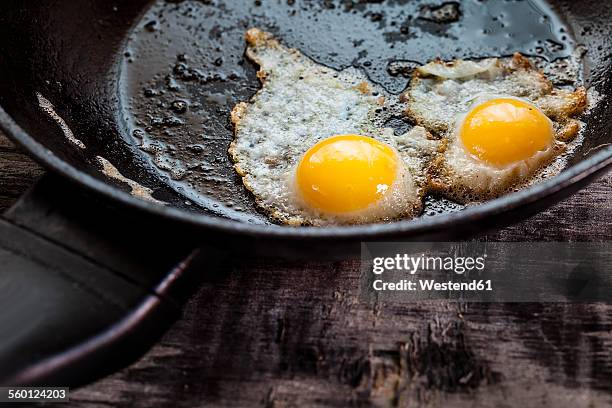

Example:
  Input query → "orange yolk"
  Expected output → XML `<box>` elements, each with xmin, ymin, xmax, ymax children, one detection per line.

<box><xmin>460</xmin><ymin>98</ymin><xmax>554</xmax><ymax>167</ymax></box>
<box><xmin>296</xmin><ymin>135</ymin><xmax>399</xmax><ymax>214</ymax></box>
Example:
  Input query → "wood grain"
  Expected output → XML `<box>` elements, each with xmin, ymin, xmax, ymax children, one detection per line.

<box><xmin>1</xmin><ymin>131</ymin><xmax>612</xmax><ymax>407</ymax></box>
<box><xmin>0</xmin><ymin>135</ymin><xmax>43</xmax><ymax>212</ymax></box>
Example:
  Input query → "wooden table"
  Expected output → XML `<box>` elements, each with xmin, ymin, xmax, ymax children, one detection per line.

<box><xmin>1</xmin><ymin>131</ymin><xmax>611</xmax><ymax>407</ymax></box>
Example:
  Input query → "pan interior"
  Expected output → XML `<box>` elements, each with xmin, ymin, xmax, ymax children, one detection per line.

<box><xmin>119</xmin><ymin>0</ymin><xmax>607</xmax><ymax>226</ymax></box>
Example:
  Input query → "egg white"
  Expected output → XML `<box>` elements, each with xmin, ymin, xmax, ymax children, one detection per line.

<box><xmin>404</xmin><ymin>54</ymin><xmax>587</xmax><ymax>202</ymax></box>
<box><xmin>230</xmin><ymin>29</ymin><xmax>437</xmax><ymax>225</ymax></box>
<box><xmin>434</xmin><ymin>95</ymin><xmax>562</xmax><ymax>201</ymax></box>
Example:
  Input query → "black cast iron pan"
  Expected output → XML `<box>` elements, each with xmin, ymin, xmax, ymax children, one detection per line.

<box><xmin>0</xmin><ymin>0</ymin><xmax>611</xmax><ymax>387</ymax></box>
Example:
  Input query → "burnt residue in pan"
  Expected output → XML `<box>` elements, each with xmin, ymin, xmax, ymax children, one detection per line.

<box><xmin>119</xmin><ymin>0</ymin><xmax>581</xmax><ymax>224</ymax></box>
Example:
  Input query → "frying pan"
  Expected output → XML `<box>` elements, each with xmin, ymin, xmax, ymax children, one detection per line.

<box><xmin>0</xmin><ymin>0</ymin><xmax>611</xmax><ymax>387</ymax></box>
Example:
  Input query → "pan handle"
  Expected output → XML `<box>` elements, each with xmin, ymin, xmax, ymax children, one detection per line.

<box><xmin>0</xmin><ymin>174</ymin><xmax>218</xmax><ymax>387</ymax></box>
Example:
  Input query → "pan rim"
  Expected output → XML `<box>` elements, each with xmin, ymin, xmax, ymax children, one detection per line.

<box><xmin>1</xmin><ymin>105</ymin><xmax>611</xmax><ymax>241</ymax></box>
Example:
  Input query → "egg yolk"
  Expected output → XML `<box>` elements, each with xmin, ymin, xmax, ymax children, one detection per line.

<box><xmin>296</xmin><ymin>135</ymin><xmax>399</xmax><ymax>214</ymax></box>
<box><xmin>460</xmin><ymin>98</ymin><xmax>554</xmax><ymax>167</ymax></box>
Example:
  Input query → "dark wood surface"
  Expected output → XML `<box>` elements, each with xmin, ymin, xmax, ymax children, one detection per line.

<box><xmin>1</xmin><ymin>131</ymin><xmax>611</xmax><ymax>407</ymax></box>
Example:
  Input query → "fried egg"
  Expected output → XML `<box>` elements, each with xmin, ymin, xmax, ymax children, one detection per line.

<box><xmin>229</xmin><ymin>29</ymin><xmax>436</xmax><ymax>225</ymax></box>
<box><xmin>404</xmin><ymin>54</ymin><xmax>587</xmax><ymax>202</ymax></box>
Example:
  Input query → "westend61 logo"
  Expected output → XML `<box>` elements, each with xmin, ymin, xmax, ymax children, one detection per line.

<box><xmin>372</xmin><ymin>253</ymin><xmax>487</xmax><ymax>275</ymax></box>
